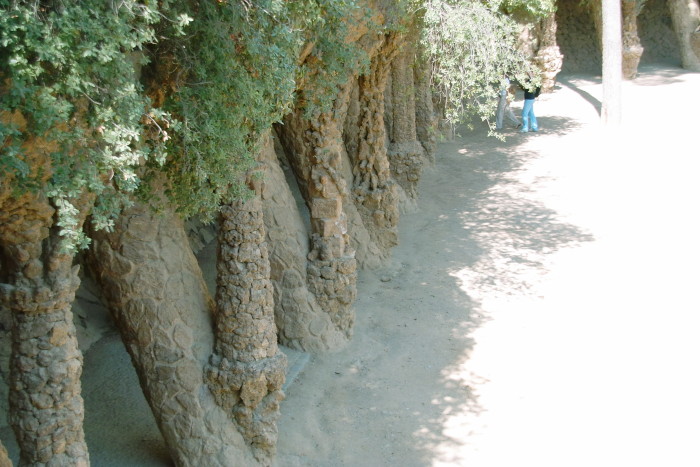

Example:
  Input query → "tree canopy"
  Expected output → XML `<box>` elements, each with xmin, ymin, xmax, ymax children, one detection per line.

<box><xmin>1</xmin><ymin>0</ymin><xmax>553</xmax><ymax>249</ymax></box>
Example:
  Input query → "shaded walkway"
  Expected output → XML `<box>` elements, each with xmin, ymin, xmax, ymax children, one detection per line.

<box><xmin>275</xmin><ymin>65</ymin><xmax>700</xmax><ymax>466</ymax></box>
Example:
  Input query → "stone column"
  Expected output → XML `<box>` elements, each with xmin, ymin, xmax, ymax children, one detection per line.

<box><xmin>533</xmin><ymin>12</ymin><xmax>564</xmax><ymax>92</ymax></box>
<box><xmin>206</xmin><ymin>195</ymin><xmax>286</xmax><ymax>463</ymax></box>
<box><xmin>0</xmin><ymin>192</ymin><xmax>90</xmax><ymax>467</ymax></box>
<box><xmin>89</xmin><ymin>201</ymin><xmax>260</xmax><ymax>466</ymax></box>
<box><xmin>622</xmin><ymin>0</ymin><xmax>644</xmax><ymax>78</ymax></box>
<box><xmin>414</xmin><ymin>48</ymin><xmax>437</xmax><ymax>165</ymax></box>
<box><xmin>278</xmin><ymin>104</ymin><xmax>358</xmax><ymax>344</ymax></box>
<box><xmin>259</xmin><ymin>133</ymin><xmax>349</xmax><ymax>352</ymax></box>
<box><xmin>386</xmin><ymin>38</ymin><xmax>426</xmax><ymax>204</ymax></box>
<box><xmin>668</xmin><ymin>0</ymin><xmax>700</xmax><ymax>71</ymax></box>
<box><xmin>352</xmin><ymin>33</ymin><xmax>403</xmax><ymax>254</ymax></box>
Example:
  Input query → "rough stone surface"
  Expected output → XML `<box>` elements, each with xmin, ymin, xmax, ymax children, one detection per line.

<box><xmin>259</xmin><ymin>134</ymin><xmax>349</xmax><ymax>351</ymax></box>
<box><xmin>278</xmin><ymin>91</ymin><xmax>358</xmax><ymax>343</ymax></box>
<box><xmin>0</xmin><ymin>190</ymin><xmax>90</xmax><ymax>467</ymax></box>
<box><xmin>385</xmin><ymin>37</ymin><xmax>426</xmax><ymax>206</ymax></box>
<box><xmin>206</xmin><ymin>196</ymin><xmax>287</xmax><ymax>463</ymax></box>
<box><xmin>668</xmin><ymin>0</ymin><xmax>700</xmax><ymax>71</ymax></box>
<box><xmin>413</xmin><ymin>51</ymin><xmax>437</xmax><ymax>165</ymax></box>
<box><xmin>621</xmin><ymin>0</ymin><xmax>645</xmax><ymax>79</ymax></box>
<box><xmin>533</xmin><ymin>13</ymin><xmax>564</xmax><ymax>92</ymax></box>
<box><xmin>638</xmin><ymin>0</ymin><xmax>682</xmax><ymax>65</ymax></box>
<box><xmin>89</xmin><ymin>202</ymin><xmax>260</xmax><ymax>467</ymax></box>
<box><xmin>556</xmin><ymin>0</ymin><xmax>602</xmax><ymax>74</ymax></box>
<box><xmin>350</xmin><ymin>33</ymin><xmax>404</xmax><ymax>256</ymax></box>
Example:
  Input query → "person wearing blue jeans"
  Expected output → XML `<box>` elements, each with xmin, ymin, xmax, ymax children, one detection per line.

<box><xmin>521</xmin><ymin>86</ymin><xmax>540</xmax><ymax>133</ymax></box>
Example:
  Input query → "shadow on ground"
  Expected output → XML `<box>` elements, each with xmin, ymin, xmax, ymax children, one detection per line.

<box><xmin>354</xmin><ymin>118</ymin><xmax>596</xmax><ymax>465</ymax></box>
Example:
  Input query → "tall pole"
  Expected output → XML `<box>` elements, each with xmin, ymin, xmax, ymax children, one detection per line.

<box><xmin>601</xmin><ymin>0</ymin><xmax>622</xmax><ymax>126</ymax></box>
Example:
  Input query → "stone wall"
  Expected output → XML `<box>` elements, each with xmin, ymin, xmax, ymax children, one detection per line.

<box><xmin>557</xmin><ymin>0</ymin><xmax>682</xmax><ymax>74</ymax></box>
<box><xmin>639</xmin><ymin>0</ymin><xmax>681</xmax><ymax>65</ymax></box>
<box><xmin>556</xmin><ymin>0</ymin><xmax>601</xmax><ymax>74</ymax></box>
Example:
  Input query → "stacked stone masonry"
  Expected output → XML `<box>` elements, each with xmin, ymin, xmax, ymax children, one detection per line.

<box><xmin>206</xmin><ymin>197</ymin><xmax>286</xmax><ymax>463</ymax></box>
<box><xmin>0</xmin><ymin>191</ymin><xmax>90</xmax><ymax>467</ymax></box>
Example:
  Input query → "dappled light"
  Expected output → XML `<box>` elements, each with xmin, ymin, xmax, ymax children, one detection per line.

<box><xmin>408</xmin><ymin>67</ymin><xmax>700</xmax><ymax>467</ymax></box>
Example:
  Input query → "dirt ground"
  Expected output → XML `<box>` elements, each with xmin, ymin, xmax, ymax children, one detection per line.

<box><xmin>3</xmin><ymin>65</ymin><xmax>700</xmax><ymax>466</ymax></box>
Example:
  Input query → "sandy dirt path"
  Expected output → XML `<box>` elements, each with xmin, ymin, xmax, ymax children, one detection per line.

<box><xmin>274</xmin><ymin>66</ymin><xmax>700</xmax><ymax>467</ymax></box>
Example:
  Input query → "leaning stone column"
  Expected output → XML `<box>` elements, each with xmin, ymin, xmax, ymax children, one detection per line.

<box><xmin>205</xmin><ymin>194</ymin><xmax>286</xmax><ymax>464</ymax></box>
<box><xmin>668</xmin><ymin>0</ymin><xmax>700</xmax><ymax>71</ymax></box>
<box><xmin>0</xmin><ymin>192</ymin><xmax>90</xmax><ymax>467</ymax></box>
<box><xmin>278</xmin><ymin>102</ymin><xmax>358</xmax><ymax>343</ymax></box>
<box><xmin>89</xmin><ymin>200</ymin><xmax>259</xmax><ymax>466</ymax></box>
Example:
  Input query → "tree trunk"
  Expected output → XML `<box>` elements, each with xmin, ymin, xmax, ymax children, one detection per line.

<box><xmin>668</xmin><ymin>0</ymin><xmax>700</xmax><ymax>71</ymax></box>
<box><xmin>602</xmin><ymin>0</ymin><xmax>623</xmax><ymax>126</ymax></box>
<box><xmin>0</xmin><ymin>192</ymin><xmax>90</xmax><ymax>466</ymax></box>
<box><xmin>88</xmin><ymin>201</ymin><xmax>260</xmax><ymax>466</ymax></box>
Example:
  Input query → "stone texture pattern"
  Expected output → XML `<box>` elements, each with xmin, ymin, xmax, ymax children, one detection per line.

<box><xmin>351</xmin><ymin>33</ymin><xmax>403</xmax><ymax>255</ymax></box>
<box><xmin>533</xmin><ymin>13</ymin><xmax>564</xmax><ymax>92</ymax></box>
<box><xmin>205</xmin><ymin>196</ymin><xmax>287</xmax><ymax>463</ymax></box>
<box><xmin>278</xmin><ymin>101</ymin><xmax>358</xmax><ymax>343</ymax></box>
<box><xmin>259</xmin><ymin>134</ymin><xmax>350</xmax><ymax>351</ymax></box>
<box><xmin>668</xmin><ymin>0</ymin><xmax>700</xmax><ymax>71</ymax></box>
<box><xmin>89</xmin><ymin>202</ymin><xmax>260</xmax><ymax>467</ymax></box>
<box><xmin>413</xmin><ymin>50</ymin><xmax>437</xmax><ymax>165</ymax></box>
<box><xmin>556</xmin><ymin>0</ymin><xmax>601</xmax><ymax>73</ymax></box>
<box><xmin>638</xmin><ymin>0</ymin><xmax>682</xmax><ymax>65</ymax></box>
<box><xmin>385</xmin><ymin>37</ymin><xmax>426</xmax><ymax>206</ymax></box>
<box><xmin>589</xmin><ymin>0</ymin><xmax>643</xmax><ymax>79</ymax></box>
<box><xmin>621</xmin><ymin>0</ymin><xmax>645</xmax><ymax>79</ymax></box>
<box><xmin>342</xmin><ymin>82</ymin><xmax>387</xmax><ymax>270</ymax></box>
<box><xmin>0</xmin><ymin>190</ymin><xmax>90</xmax><ymax>467</ymax></box>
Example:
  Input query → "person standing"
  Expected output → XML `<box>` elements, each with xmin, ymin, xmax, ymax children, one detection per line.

<box><xmin>495</xmin><ymin>77</ymin><xmax>520</xmax><ymax>130</ymax></box>
<box><xmin>521</xmin><ymin>84</ymin><xmax>540</xmax><ymax>133</ymax></box>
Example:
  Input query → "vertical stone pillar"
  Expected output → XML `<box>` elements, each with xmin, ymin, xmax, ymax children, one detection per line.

<box><xmin>386</xmin><ymin>38</ymin><xmax>426</xmax><ymax>203</ymax></box>
<box><xmin>304</xmin><ymin>113</ymin><xmax>358</xmax><ymax>339</ymax></box>
<box><xmin>533</xmin><ymin>12</ymin><xmax>564</xmax><ymax>92</ymax></box>
<box><xmin>668</xmin><ymin>0</ymin><xmax>700</xmax><ymax>71</ymax></box>
<box><xmin>206</xmin><ymin>195</ymin><xmax>287</xmax><ymax>463</ymax></box>
<box><xmin>622</xmin><ymin>0</ymin><xmax>644</xmax><ymax>78</ymax></box>
<box><xmin>353</xmin><ymin>33</ymin><xmax>403</xmax><ymax>254</ymax></box>
<box><xmin>0</xmin><ymin>192</ymin><xmax>90</xmax><ymax>467</ymax></box>
<box><xmin>260</xmin><ymin>132</ymin><xmax>351</xmax><ymax>351</ymax></box>
<box><xmin>90</xmin><ymin>200</ymin><xmax>260</xmax><ymax>466</ymax></box>
<box><xmin>414</xmin><ymin>48</ymin><xmax>437</xmax><ymax>165</ymax></box>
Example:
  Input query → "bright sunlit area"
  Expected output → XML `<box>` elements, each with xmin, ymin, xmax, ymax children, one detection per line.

<box><xmin>422</xmin><ymin>66</ymin><xmax>700</xmax><ymax>467</ymax></box>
